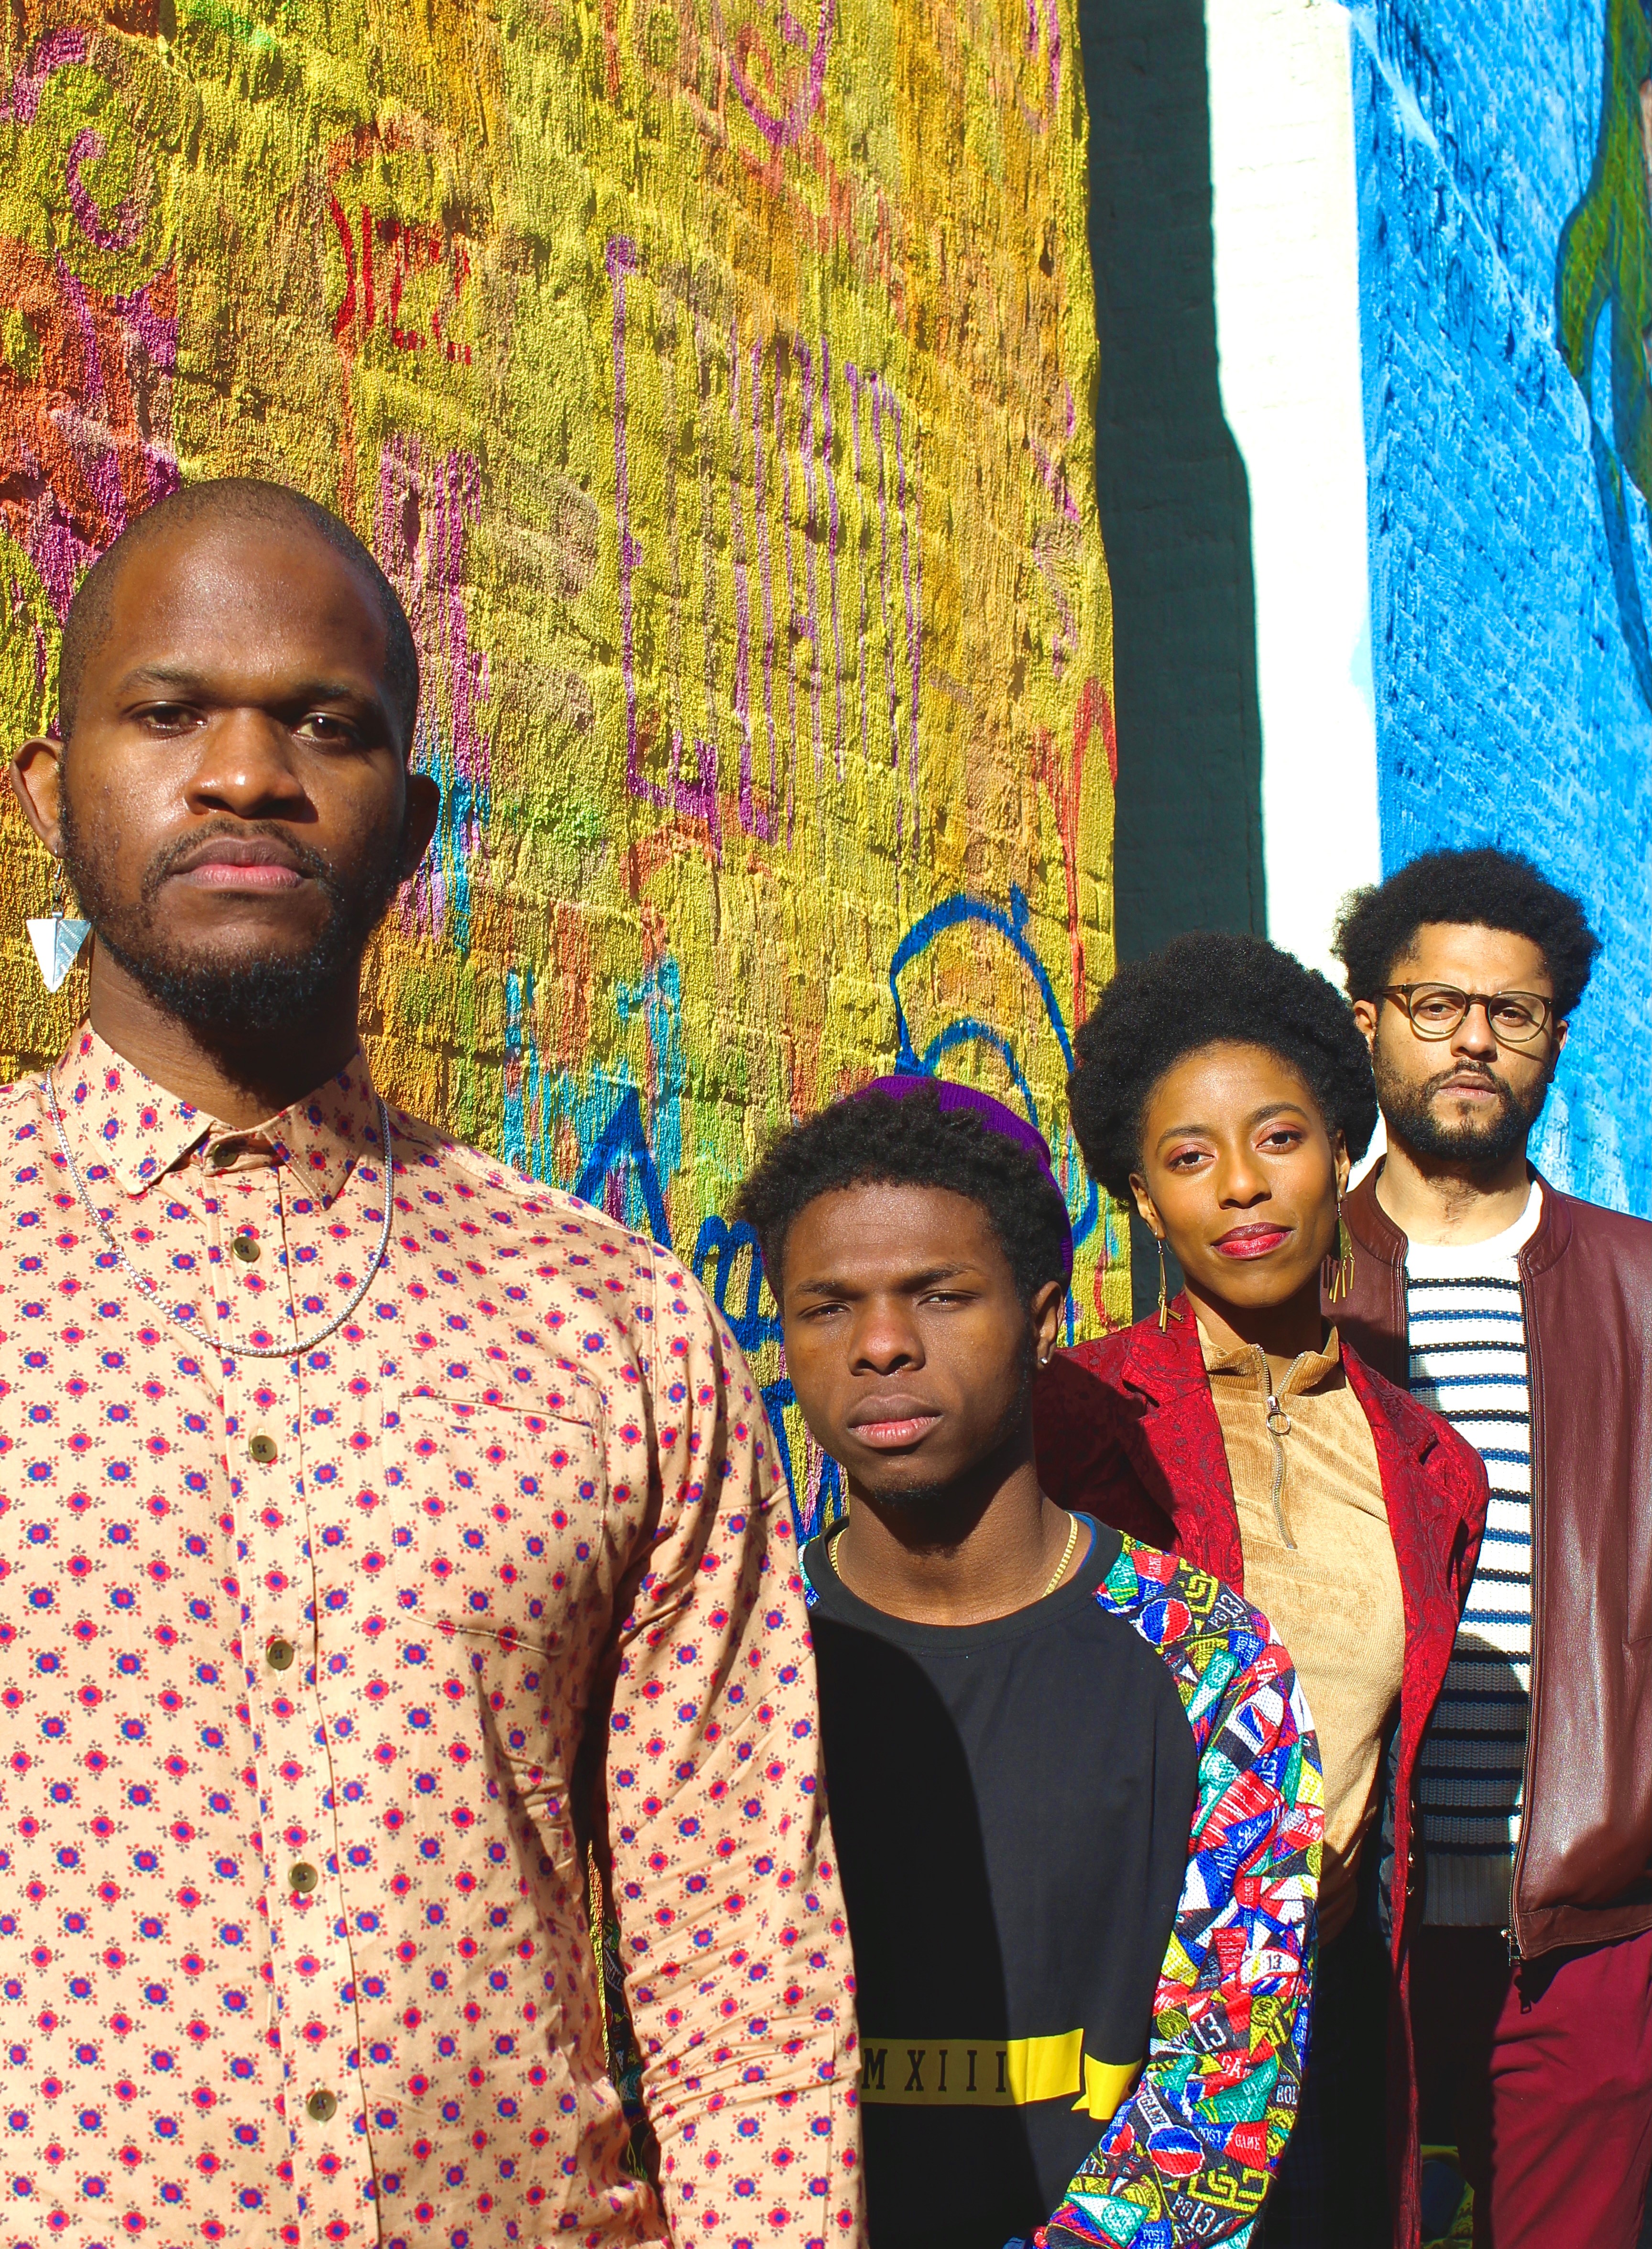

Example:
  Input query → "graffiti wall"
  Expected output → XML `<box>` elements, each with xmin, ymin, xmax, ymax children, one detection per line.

<box><xmin>1344</xmin><ymin>0</ymin><xmax>1652</xmax><ymax>1216</ymax></box>
<box><xmin>0</xmin><ymin>0</ymin><xmax>1122</xmax><ymax>1531</ymax></box>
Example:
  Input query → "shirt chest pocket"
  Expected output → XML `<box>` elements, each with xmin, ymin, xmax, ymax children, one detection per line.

<box><xmin>379</xmin><ymin>1388</ymin><xmax>611</xmax><ymax>1645</ymax></box>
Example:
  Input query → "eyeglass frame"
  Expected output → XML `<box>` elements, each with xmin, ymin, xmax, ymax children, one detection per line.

<box><xmin>1377</xmin><ymin>983</ymin><xmax>1557</xmax><ymax>1045</ymax></box>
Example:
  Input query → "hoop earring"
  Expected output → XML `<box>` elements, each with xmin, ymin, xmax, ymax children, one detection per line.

<box><xmin>1324</xmin><ymin>1192</ymin><xmax>1356</xmax><ymax>1304</ymax></box>
<box><xmin>25</xmin><ymin>855</ymin><xmax>90</xmax><ymax>993</ymax></box>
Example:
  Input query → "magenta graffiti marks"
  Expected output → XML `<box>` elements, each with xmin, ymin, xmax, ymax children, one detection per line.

<box><xmin>891</xmin><ymin>385</ymin><xmax>920</xmax><ymax>830</ymax></box>
<box><xmin>1</xmin><ymin>27</ymin><xmax>88</xmax><ymax>126</ymax></box>
<box><xmin>65</xmin><ymin>130</ymin><xmax>149</xmax><ymax>252</ymax></box>
<box><xmin>604</xmin><ymin>241</ymin><xmax>923</xmax><ymax>857</ymax></box>
<box><xmin>375</xmin><ymin>435</ymin><xmax>491</xmax><ymax>947</ymax></box>
<box><xmin>846</xmin><ymin>362</ymin><xmax>871</xmax><ymax>778</ymax></box>
<box><xmin>867</xmin><ymin>372</ymin><xmax>907</xmax><ymax>850</ymax></box>
<box><xmin>607</xmin><ymin>239</ymin><xmax>729</xmax><ymax>844</ymax></box>
<box><xmin>0</xmin><ymin>244</ymin><xmax>179</xmax><ymax>621</ymax></box>
<box><xmin>727</xmin><ymin>325</ymin><xmax>766</xmax><ymax>838</ymax></box>
<box><xmin>711</xmin><ymin>0</ymin><xmax>835</xmax><ymax>150</ymax></box>
<box><xmin>1033</xmin><ymin>519</ymin><xmax>1081</xmax><ymax>679</ymax></box>
<box><xmin>752</xmin><ymin>339</ymin><xmax>781</xmax><ymax>831</ymax></box>
<box><xmin>796</xmin><ymin>339</ymin><xmax>825</xmax><ymax>781</ymax></box>
<box><xmin>820</xmin><ymin>338</ymin><xmax>844</xmax><ymax>779</ymax></box>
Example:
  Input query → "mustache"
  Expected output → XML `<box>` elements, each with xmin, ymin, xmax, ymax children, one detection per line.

<box><xmin>138</xmin><ymin>819</ymin><xmax>339</xmax><ymax>909</ymax></box>
<box><xmin>1420</xmin><ymin>1059</ymin><xmax>1515</xmax><ymax>1103</ymax></box>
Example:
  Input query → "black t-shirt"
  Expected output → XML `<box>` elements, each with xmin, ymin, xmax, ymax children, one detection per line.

<box><xmin>804</xmin><ymin>1519</ymin><xmax>1199</xmax><ymax>2249</ymax></box>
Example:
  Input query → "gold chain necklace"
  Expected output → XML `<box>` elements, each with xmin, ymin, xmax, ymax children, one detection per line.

<box><xmin>1038</xmin><ymin>1508</ymin><xmax>1081</xmax><ymax>1599</ymax></box>
<box><xmin>44</xmin><ymin>1066</ymin><xmax>396</xmax><ymax>1361</ymax></box>
<box><xmin>828</xmin><ymin>1508</ymin><xmax>1080</xmax><ymax>1603</ymax></box>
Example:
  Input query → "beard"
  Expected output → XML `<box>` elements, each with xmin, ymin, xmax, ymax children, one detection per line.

<box><xmin>60</xmin><ymin>802</ymin><xmax>406</xmax><ymax>1039</ymax></box>
<box><xmin>1374</xmin><ymin>1046</ymin><xmax>1550</xmax><ymax>1170</ymax></box>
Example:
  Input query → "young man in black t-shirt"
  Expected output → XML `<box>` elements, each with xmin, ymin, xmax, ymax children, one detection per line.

<box><xmin>734</xmin><ymin>1078</ymin><xmax>1323</xmax><ymax>2249</ymax></box>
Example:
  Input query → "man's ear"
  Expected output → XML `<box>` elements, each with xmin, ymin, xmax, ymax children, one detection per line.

<box><xmin>11</xmin><ymin>736</ymin><xmax>66</xmax><ymax>853</ymax></box>
<box><xmin>1550</xmin><ymin>1017</ymin><xmax>1569</xmax><ymax>1071</ymax></box>
<box><xmin>1350</xmin><ymin>996</ymin><xmax>1379</xmax><ymax>1057</ymax></box>
<box><xmin>398</xmin><ymin>770</ymin><xmax>441</xmax><ymax>882</ymax></box>
<box><xmin>1030</xmin><ymin>1278</ymin><xmax>1064</xmax><ymax>1367</ymax></box>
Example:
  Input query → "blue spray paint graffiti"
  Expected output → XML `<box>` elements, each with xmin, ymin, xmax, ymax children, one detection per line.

<box><xmin>501</xmin><ymin>962</ymin><xmax>676</xmax><ymax>1238</ymax></box>
<box><xmin>1343</xmin><ymin>0</ymin><xmax>1652</xmax><ymax>1216</ymax></box>
<box><xmin>890</xmin><ymin>884</ymin><xmax>1102</xmax><ymax>1341</ymax></box>
<box><xmin>687</xmin><ymin>1212</ymin><xmax>840</xmax><ymax>1544</ymax></box>
<box><xmin>501</xmin><ymin>892</ymin><xmax>1095</xmax><ymax>1547</ymax></box>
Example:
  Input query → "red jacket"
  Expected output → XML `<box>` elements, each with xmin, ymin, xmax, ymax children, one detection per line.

<box><xmin>1032</xmin><ymin>1302</ymin><xmax>1489</xmax><ymax>2249</ymax></box>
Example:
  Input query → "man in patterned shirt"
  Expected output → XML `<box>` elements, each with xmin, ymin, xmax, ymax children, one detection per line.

<box><xmin>2</xmin><ymin>479</ymin><xmax>861</xmax><ymax>2249</ymax></box>
<box><xmin>734</xmin><ymin>1079</ymin><xmax>1322</xmax><ymax>2249</ymax></box>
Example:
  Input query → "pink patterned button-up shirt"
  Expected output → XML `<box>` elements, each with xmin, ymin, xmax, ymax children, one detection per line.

<box><xmin>0</xmin><ymin>1029</ymin><xmax>861</xmax><ymax>2249</ymax></box>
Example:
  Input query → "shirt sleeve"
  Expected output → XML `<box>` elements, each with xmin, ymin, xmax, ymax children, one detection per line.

<box><xmin>1039</xmin><ymin>1543</ymin><xmax>1323</xmax><ymax>2249</ymax></box>
<box><xmin>604</xmin><ymin>1249</ymin><xmax>863</xmax><ymax>2249</ymax></box>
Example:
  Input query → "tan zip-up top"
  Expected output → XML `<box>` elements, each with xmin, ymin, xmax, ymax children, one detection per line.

<box><xmin>1200</xmin><ymin>1324</ymin><xmax>1405</xmax><ymax>1943</ymax></box>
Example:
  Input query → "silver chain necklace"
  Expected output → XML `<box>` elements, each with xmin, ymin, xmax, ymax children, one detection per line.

<box><xmin>44</xmin><ymin>1066</ymin><xmax>397</xmax><ymax>1360</ymax></box>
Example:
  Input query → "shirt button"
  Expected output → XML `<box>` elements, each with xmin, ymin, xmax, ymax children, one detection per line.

<box><xmin>209</xmin><ymin>1141</ymin><xmax>241</xmax><ymax>1169</ymax></box>
<box><xmin>231</xmin><ymin>1233</ymin><xmax>261</xmax><ymax>1263</ymax></box>
<box><xmin>249</xmin><ymin>1434</ymin><xmax>278</xmax><ymax>1465</ymax></box>
<box><xmin>266</xmin><ymin>1638</ymin><xmax>295</xmax><ymax>1672</ymax></box>
<box><xmin>306</xmin><ymin>2090</ymin><xmax>338</xmax><ymax>2123</ymax></box>
<box><xmin>289</xmin><ymin>1862</ymin><xmax>318</xmax><ymax>1895</ymax></box>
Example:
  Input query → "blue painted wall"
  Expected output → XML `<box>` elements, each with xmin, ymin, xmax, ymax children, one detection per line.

<box><xmin>1345</xmin><ymin>0</ymin><xmax>1652</xmax><ymax>1216</ymax></box>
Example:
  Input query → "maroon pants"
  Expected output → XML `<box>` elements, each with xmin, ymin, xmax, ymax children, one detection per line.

<box><xmin>1410</xmin><ymin>1925</ymin><xmax>1652</xmax><ymax>2249</ymax></box>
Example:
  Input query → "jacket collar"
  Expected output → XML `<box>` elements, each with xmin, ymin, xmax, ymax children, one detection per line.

<box><xmin>1123</xmin><ymin>1287</ymin><xmax>1443</xmax><ymax>1475</ymax></box>
<box><xmin>49</xmin><ymin>1024</ymin><xmax>381</xmax><ymax>1209</ymax></box>
<box><xmin>1345</xmin><ymin>1155</ymin><xmax>1572</xmax><ymax>1275</ymax></box>
<box><xmin>1341</xmin><ymin>1342</ymin><xmax>1443</xmax><ymax>1472</ymax></box>
<box><xmin>1114</xmin><ymin>1295</ymin><xmax>1214</xmax><ymax>1406</ymax></box>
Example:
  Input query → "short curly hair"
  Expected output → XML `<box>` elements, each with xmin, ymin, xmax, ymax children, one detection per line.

<box><xmin>732</xmin><ymin>1082</ymin><xmax>1072</xmax><ymax>1303</ymax></box>
<box><xmin>1332</xmin><ymin>847</ymin><xmax>1599</xmax><ymax>1018</ymax></box>
<box><xmin>1068</xmin><ymin>931</ymin><xmax>1378</xmax><ymax>1203</ymax></box>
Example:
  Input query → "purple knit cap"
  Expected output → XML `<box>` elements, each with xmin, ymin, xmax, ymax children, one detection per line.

<box><xmin>856</xmin><ymin>1074</ymin><xmax>1073</xmax><ymax>1282</ymax></box>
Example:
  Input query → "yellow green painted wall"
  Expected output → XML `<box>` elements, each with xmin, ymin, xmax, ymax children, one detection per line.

<box><xmin>0</xmin><ymin>0</ymin><xmax>1120</xmax><ymax>1529</ymax></box>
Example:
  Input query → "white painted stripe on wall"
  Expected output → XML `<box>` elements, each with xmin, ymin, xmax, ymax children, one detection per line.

<box><xmin>1204</xmin><ymin>0</ymin><xmax>1382</xmax><ymax>983</ymax></box>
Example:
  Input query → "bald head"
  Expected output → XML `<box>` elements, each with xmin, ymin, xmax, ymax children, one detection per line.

<box><xmin>59</xmin><ymin>479</ymin><xmax>419</xmax><ymax>746</ymax></box>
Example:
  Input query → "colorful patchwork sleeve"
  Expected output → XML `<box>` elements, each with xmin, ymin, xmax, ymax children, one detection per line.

<box><xmin>1039</xmin><ymin>1539</ymin><xmax>1324</xmax><ymax>2249</ymax></box>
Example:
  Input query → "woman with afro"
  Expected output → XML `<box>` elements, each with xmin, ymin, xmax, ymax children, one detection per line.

<box><xmin>1033</xmin><ymin>931</ymin><xmax>1488</xmax><ymax>2249</ymax></box>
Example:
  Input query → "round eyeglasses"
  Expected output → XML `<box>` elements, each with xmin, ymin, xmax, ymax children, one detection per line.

<box><xmin>1379</xmin><ymin>983</ymin><xmax>1554</xmax><ymax>1044</ymax></box>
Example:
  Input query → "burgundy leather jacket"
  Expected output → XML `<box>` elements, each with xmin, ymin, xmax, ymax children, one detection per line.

<box><xmin>1033</xmin><ymin>1309</ymin><xmax>1488</xmax><ymax>2249</ymax></box>
<box><xmin>1326</xmin><ymin>1163</ymin><xmax>1652</xmax><ymax>1964</ymax></box>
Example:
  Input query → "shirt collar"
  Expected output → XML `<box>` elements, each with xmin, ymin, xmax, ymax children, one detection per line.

<box><xmin>49</xmin><ymin>1024</ymin><xmax>382</xmax><ymax>1207</ymax></box>
<box><xmin>1198</xmin><ymin>1320</ymin><xmax>1344</xmax><ymax>1401</ymax></box>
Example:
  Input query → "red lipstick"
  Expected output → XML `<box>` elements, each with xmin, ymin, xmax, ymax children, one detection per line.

<box><xmin>1213</xmin><ymin>1223</ymin><xmax>1290</xmax><ymax>1259</ymax></box>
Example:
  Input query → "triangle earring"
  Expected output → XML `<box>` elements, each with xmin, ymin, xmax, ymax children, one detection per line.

<box><xmin>25</xmin><ymin>859</ymin><xmax>90</xmax><ymax>993</ymax></box>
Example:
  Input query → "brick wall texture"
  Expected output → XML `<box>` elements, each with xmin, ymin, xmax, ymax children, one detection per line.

<box><xmin>0</xmin><ymin>0</ymin><xmax>1123</xmax><ymax>1531</ymax></box>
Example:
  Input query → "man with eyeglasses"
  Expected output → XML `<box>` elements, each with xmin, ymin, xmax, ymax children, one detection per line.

<box><xmin>1328</xmin><ymin>847</ymin><xmax>1652</xmax><ymax>2249</ymax></box>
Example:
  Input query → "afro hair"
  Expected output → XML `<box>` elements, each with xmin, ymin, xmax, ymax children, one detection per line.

<box><xmin>1331</xmin><ymin>847</ymin><xmax>1599</xmax><ymax>1019</ymax></box>
<box><xmin>732</xmin><ymin>1081</ymin><xmax>1072</xmax><ymax>1305</ymax></box>
<box><xmin>1068</xmin><ymin>930</ymin><xmax>1378</xmax><ymax>1203</ymax></box>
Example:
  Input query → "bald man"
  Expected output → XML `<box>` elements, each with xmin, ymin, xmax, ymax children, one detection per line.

<box><xmin>3</xmin><ymin>481</ymin><xmax>860</xmax><ymax>2248</ymax></box>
